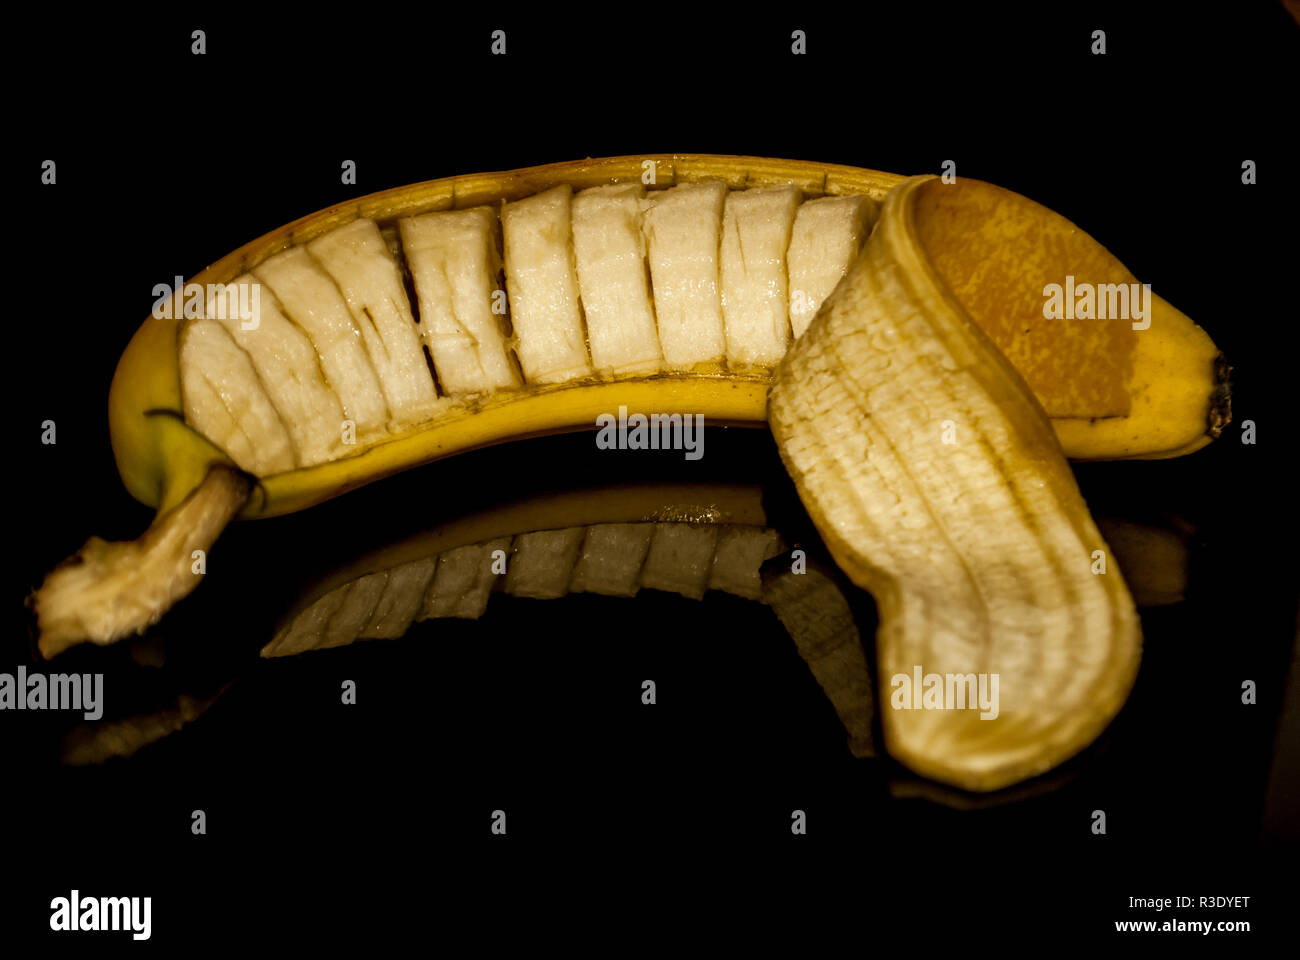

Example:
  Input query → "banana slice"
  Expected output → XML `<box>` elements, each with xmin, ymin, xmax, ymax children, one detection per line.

<box><xmin>265</xmin><ymin>589</ymin><xmax>350</xmax><ymax>658</ymax></box>
<box><xmin>204</xmin><ymin>275</ymin><xmax>345</xmax><ymax>466</ymax></box>
<box><xmin>787</xmin><ymin>195</ymin><xmax>879</xmax><ymax>338</ymax></box>
<box><xmin>179</xmin><ymin>319</ymin><xmax>295</xmax><ymax>475</ymax></box>
<box><xmin>307</xmin><ymin>219</ymin><xmax>443</xmax><ymax>426</ymax></box>
<box><xmin>642</xmin><ymin>181</ymin><xmax>728</xmax><ymax>371</ymax></box>
<box><xmin>399</xmin><ymin>206</ymin><xmax>521</xmax><ymax>396</ymax></box>
<box><xmin>720</xmin><ymin>185</ymin><xmax>801</xmax><ymax>369</ymax></box>
<box><xmin>571</xmin><ymin>183</ymin><xmax>663</xmax><ymax>377</ymax></box>
<box><xmin>253</xmin><ymin>245</ymin><xmax>391</xmax><ymax>438</ymax></box>
<box><xmin>500</xmin><ymin>185</ymin><xmax>593</xmax><ymax>383</ymax></box>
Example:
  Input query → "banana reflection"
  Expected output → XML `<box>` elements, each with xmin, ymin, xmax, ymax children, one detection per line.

<box><xmin>262</xmin><ymin>483</ymin><xmax>784</xmax><ymax>658</ymax></box>
<box><xmin>63</xmin><ymin>485</ymin><xmax>1194</xmax><ymax>805</ymax></box>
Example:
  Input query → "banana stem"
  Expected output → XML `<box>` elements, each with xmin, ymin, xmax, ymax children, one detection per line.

<box><xmin>32</xmin><ymin>467</ymin><xmax>251</xmax><ymax>659</ymax></box>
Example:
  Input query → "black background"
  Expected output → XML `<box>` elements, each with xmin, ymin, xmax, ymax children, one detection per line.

<box><xmin>5</xmin><ymin>4</ymin><xmax>1299</xmax><ymax>947</ymax></box>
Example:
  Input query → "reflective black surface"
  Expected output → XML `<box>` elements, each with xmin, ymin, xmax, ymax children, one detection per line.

<box><xmin>8</xmin><ymin>6</ymin><xmax>1298</xmax><ymax>946</ymax></box>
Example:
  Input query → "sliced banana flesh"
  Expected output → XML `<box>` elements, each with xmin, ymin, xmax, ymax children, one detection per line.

<box><xmin>179</xmin><ymin>319</ymin><xmax>295</xmax><ymax>476</ymax></box>
<box><xmin>500</xmin><ymin>185</ymin><xmax>593</xmax><ymax>384</ymax></box>
<box><xmin>307</xmin><ymin>218</ymin><xmax>443</xmax><ymax>427</ymax></box>
<box><xmin>399</xmin><ymin>206</ymin><xmax>520</xmax><ymax>396</ymax></box>
<box><xmin>642</xmin><ymin>182</ymin><xmax>728</xmax><ymax>370</ymax></box>
<box><xmin>180</xmin><ymin>181</ymin><xmax>870</xmax><ymax>471</ymax></box>
<box><xmin>252</xmin><ymin>245</ymin><xmax>391</xmax><ymax>438</ymax></box>
<box><xmin>719</xmin><ymin>185</ymin><xmax>801</xmax><ymax>369</ymax></box>
<box><xmin>204</xmin><ymin>275</ymin><xmax>345</xmax><ymax>466</ymax></box>
<box><xmin>571</xmin><ymin>183</ymin><xmax>663</xmax><ymax>377</ymax></box>
<box><xmin>786</xmin><ymin>195</ymin><xmax>879</xmax><ymax>338</ymax></box>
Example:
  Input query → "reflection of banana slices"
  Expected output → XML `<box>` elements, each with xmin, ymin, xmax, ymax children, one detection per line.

<box><xmin>262</xmin><ymin>496</ymin><xmax>1189</xmax><ymax>663</ymax></box>
<box><xmin>261</xmin><ymin>520</ymin><xmax>789</xmax><ymax>659</ymax></box>
<box><xmin>260</xmin><ymin>483</ymin><xmax>768</xmax><ymax>657</ymax></box>
<box><xmin>63</xmin><ymin>484</ymin><xmax>1192</xmax><ymax>777</ymax></box>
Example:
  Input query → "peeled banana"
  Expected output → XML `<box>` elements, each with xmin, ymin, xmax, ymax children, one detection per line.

<box><xmin>32</xmin><ymin>156</ymin><xmax>1226</xmax><ymax>661</ymax></box>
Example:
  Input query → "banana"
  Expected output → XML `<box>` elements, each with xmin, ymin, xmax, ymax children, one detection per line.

<box><xmin>31</xmin><ymin>156</ymin><xmax>1226</xmax><ymax>659</ymax></box>
<box><xmin>768</xmin><ymin>175</ymin><xmax>1144</xmax><ymax>793</ymax></box>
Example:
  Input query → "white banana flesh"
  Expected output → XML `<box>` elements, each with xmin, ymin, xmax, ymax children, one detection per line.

<box><xmin>786</xmin><ymin>195</ymin><xmax>879</xmax><ymax>338</ymax></box>
<box><xmin>252</xmin><ymin>245</ymin><xmax>391</xmax><ymax>438</ymax></box>
<box><xmin>307</xmin><ymin>219</ymin><xmax>443</xmax><ymax>426</ymax></box>
<box><xmin>642</xmin><ymin>182</ymin><xmax>728</xmax><ymax>370</ymax></box>
<box><xmin>180</xmin><ymin>319</ymin><xmax>296</xmax><ymax>476</ymax></box>
<box><xmin>571</xmin><ymin>183</ymin><xmax>663</xmax><ymax>377</ymax></box>
<box><xmin>499</xmin><ymin>185</ymin><xmax>592</xmax><ymax>384</ymax></box>
<box><xmin>719</xmin><ymin>185</ymin><xmax>801</xmax><ymax>369</ymax></box>
<box><xmin>205</xmin><ymin>276</ymin><xmax>345</xmax><ymax>466</ymax></box>
<box><xmin>180</xmin><ymin>181</ymin><xmax>869</xmax><ymax>475</ymax></box>
<box><xmin>399</xmin><ymin>206</ymin><xmax>521</xmax><ymax>396</ymax></box>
